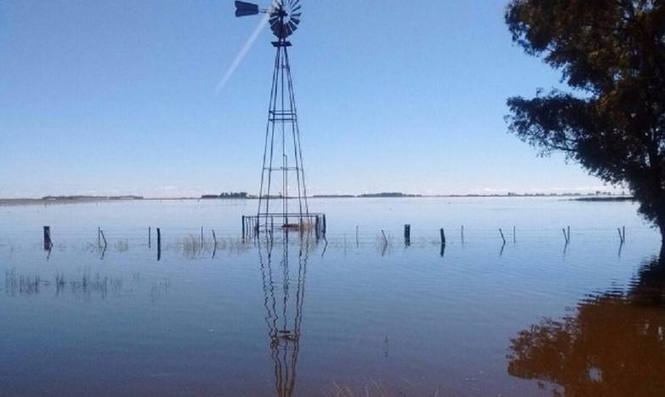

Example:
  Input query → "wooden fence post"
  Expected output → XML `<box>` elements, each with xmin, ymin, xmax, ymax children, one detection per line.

<box><xmin>43</xmin><ymin>226</ymin><xmax>52</xmax><ymax>250</ymax></box>
<box><xmin>99</xmin><ymin>229</ymin><xmax>108</xmax><ymax>248</ymax></box>
<box><xmin>157</xmin><ymin>228</ymin><xmax>162</xmax><ymax>261</ymax></box>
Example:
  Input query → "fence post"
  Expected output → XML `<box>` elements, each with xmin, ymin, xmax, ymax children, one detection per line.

<box><xmin>157</xmin><ymin>228</ymin><xmax>162</xmax><ymax>261</ymax></box>
<box><xmin>99</xmin><ymin>229</ymin><xmax>108</xmax><ymax>248</ymax></box>
<box><xmin>43</xmin><ymin>226</ymin><xmax>52</xmax><ymax>250</ymax></box>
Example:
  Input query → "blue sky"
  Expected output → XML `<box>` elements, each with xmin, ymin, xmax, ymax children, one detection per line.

<box><xmin>0</xmin><ymin>1</ymin><xmax>615</xmax><ymax>198</ymax></box>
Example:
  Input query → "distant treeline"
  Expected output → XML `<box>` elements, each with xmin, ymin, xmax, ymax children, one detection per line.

<box><xmin>358</xmin><ymin>192</ymin><xmax>422</xmax><ymax>198</ymax></box>
<box><xmin>42</xmin><ymin>195</ymin><xmax>143</xmax><ymax>201</ymax></box>
<box><xmin>201</xmin><ymin>192</ymin><xmax>422</xmax><ymax>199</ymax></box>
<box><xmin>312</xmin><ymin>192</ymin><xmax>628</xmax><ymax>198</ymax></box>
<box><xmin>313</xmin><ymin>192</ymin><xmax>421</xmax><ymax>198</ymax></box>
<box><xmin>573</xmin><ymin>196</ymin><xmax>634</xmax><ymax>202</ymax></box>
<box><xmin>201</xmin><ymin>192</ymin><xmax>254</xmax><ymax>199</ymax></box>
<box><xmin>197</xmin><ymin>192</ymin><xmax>628</xmax><ymax>200</ymax></box>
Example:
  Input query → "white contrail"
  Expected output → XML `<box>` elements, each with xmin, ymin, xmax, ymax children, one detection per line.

<box><xmin>216</xmin><ymin>12</ymin><xmax>271</xmax><ymax>94</ymax></box>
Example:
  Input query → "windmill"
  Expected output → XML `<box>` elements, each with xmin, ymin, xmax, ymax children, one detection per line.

<box><xmin>235</xmin><ymin>0</ymin><xmax>326</xmax><ymax>237</ymax></box>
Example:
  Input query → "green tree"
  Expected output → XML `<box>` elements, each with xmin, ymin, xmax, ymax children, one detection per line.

<box><xmin>505</xmin><ymin>0</ymin><xmax>665</xmax><ymax>245</ymax></box>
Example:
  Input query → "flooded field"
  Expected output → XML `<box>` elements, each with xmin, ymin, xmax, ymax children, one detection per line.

<box><xmin>1</xmin><ymin>197</ymin><xmax>663</xmax><ymax>396</ymax></box>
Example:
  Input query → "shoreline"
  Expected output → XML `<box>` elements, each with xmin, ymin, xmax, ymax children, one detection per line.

<box><xmin>0</xmin><ymin>195</ymin><xmax>634</xmax><ymax>207</ymax></box>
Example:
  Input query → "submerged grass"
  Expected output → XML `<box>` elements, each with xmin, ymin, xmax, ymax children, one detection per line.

<box><xmin>178</xmin><ymin>234</ymin><xmax>250</xmax><ymax>258</ymax></box>
<box><xmin>5</xmin><ymin>269</ymin><xmax>123</xmax><ymax>298</ymax></box>
<box><xmin>324</xmin><ymin>379</ymin><xmax>445</xmax><ymax>397</ymax></box>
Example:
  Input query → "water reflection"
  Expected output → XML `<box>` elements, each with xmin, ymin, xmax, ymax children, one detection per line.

<box><xmin>507</xmin><ymin>256</ymin><xmax>665</xmax><ymax>396</ymax></box>
<box><xmin>258</xmin><ymin>232</ymin><xmax>311</xmax><ymax>397</ymax></box>
<box><xmin>4</xmin><ymin>269</ymin><xmax>126</xmax><ymax>299</ymax></box>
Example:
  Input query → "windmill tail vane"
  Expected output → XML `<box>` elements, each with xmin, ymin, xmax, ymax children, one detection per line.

<box><xmin>235</xmin><ymin>1</ymin><xmax>260</xmax><ymax>17</ymax></box>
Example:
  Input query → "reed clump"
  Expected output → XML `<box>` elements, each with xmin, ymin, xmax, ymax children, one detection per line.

<box><xmin>179</xmin><ymin>234</ymin><xmax>250</xmax><ymax>258</ymax></box>
<box><xmin>5</xmin><ymin>269</ymin><xmax>47</xmax><ymax>295</ymax></box>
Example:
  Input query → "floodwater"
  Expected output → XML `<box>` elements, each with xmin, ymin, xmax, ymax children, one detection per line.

<box><xmin>0</xmin><ymin>197</ymin><xmax>663</xmax><ymax>396</ymax></box>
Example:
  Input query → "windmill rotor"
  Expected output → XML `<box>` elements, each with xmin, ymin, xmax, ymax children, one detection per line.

<box><xmin>269</xmin><ymin>0</ymin><xmax>301</xmax><ymax>39</ymax></box>
<box><xmin>234</xmin><ymin>0</ymin><xmax>301</xmax><ymax>39</ymax></box>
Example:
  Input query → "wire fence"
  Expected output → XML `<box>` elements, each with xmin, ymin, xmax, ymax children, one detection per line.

<box><xmin>0</xmin><ymin>223</ymin><xmax>659</xmax><ymax>260</ymax></box>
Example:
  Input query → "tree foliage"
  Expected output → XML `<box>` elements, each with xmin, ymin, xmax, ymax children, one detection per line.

<box><xmin>505</xmin><ymin>0</ymin><xmax>665</xmax><ymax>236</ymax></box>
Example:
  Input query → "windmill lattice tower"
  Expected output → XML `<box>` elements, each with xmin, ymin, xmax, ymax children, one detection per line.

<box><xmin>236</xmin><ymin>0</ymin><xmax>325</xmax><ymax>237</ymax></box>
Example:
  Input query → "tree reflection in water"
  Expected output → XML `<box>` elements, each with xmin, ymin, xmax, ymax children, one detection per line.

<box><xmin>258</xmin><ymin>230</ymin><xmax>312</xmax><ymax>397</ymax></box>
<box><xmin>508</xmin><ymin>256</ymin><xmax>665</xmax><ymax>396</ymax></box>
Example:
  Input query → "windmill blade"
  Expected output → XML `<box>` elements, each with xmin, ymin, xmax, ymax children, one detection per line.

<box><xmin>235</xmin><ymin>1</ymin><xmax>260</xmax><ymax>17</ymax></box>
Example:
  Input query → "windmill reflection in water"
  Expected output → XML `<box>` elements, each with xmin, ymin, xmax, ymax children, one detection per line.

<box><xmin>258</xmin><ymin>229</ymin><xmax>311</xmax><ymax>397</ymax></box>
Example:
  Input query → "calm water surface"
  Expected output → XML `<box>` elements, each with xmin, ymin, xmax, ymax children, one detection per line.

<box><xmin>0</xmin><ymin>198</ymin><xmax>663</xmax><ymax>396</ymax></box>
